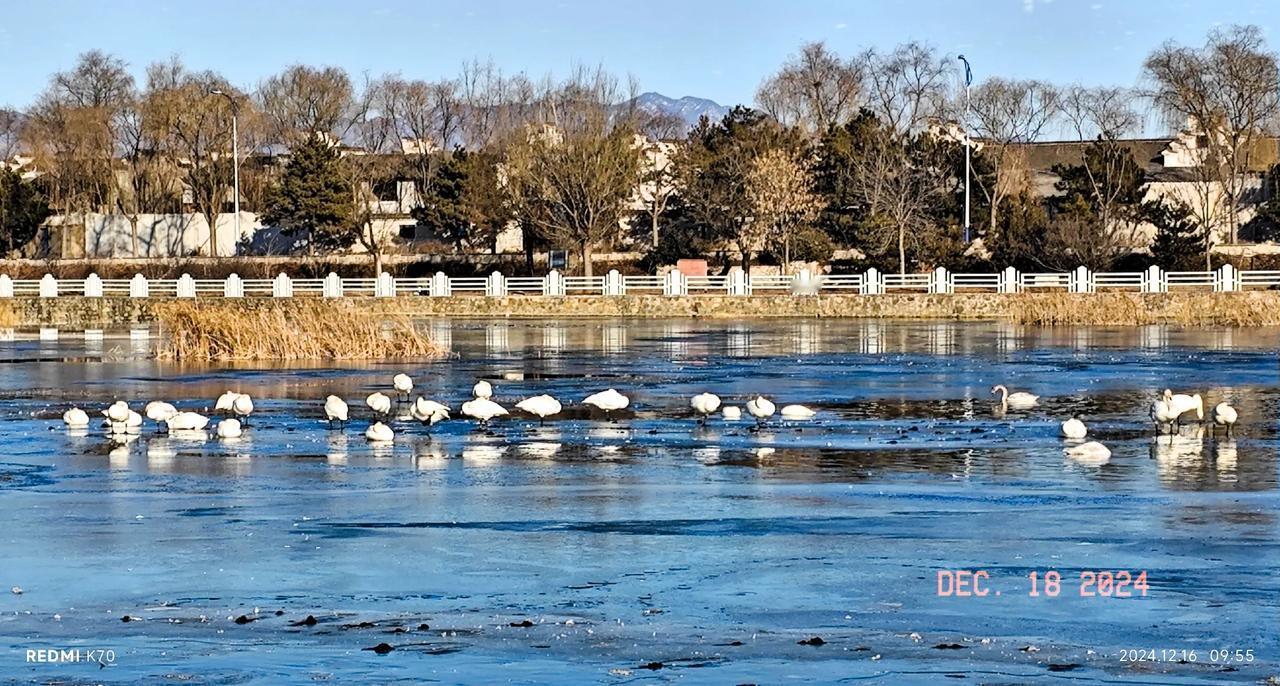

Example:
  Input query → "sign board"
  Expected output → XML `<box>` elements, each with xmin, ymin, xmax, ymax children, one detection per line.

<box><xmin>676</xmin><ymin>259</ymin><xmax>708</xmax><ymax>277</ymax></box>
<box><xmin>548</xmin><ymin>250</ymin><xmax>569</xmax><ymax>271</ymax></box>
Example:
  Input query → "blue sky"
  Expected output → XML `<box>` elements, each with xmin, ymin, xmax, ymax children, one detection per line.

<box><xmin>0</xmin><ymin>0</ymin><xmax>1274</xmax><ymax>114</ymax></box>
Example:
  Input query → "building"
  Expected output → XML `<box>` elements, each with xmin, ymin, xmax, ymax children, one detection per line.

<box><xmin>1015</xmin><ymin>124</ymin><xmax>1280</xmax><ymax>254</ymax></box>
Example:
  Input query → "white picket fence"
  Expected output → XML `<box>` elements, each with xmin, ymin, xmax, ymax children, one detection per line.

<box><xmin>0</xmin><ymin>264</ymin><xmax>1272</xmax><ymax>299</ymax></box>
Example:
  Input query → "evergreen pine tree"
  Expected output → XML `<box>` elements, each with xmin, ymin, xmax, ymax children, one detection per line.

<box><xmin>262</xmin><ymin>135</ymin><xmax>354</xmax><ymax>252</ymax></box>
<box><xmin>0</xmin><ymin>168</ymin><xmax>52</xmax><ymax>256</ymax></box>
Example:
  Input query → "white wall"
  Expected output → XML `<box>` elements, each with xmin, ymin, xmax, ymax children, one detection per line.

<box><xmin>79</xmin><ymin>212</ymin><xmax>258</xmax><ymax>257</ymax></box>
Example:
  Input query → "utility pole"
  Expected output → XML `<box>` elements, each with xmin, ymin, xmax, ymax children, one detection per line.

<box><xmin>957</xmin><ymin>55</ymin><xmax>973</xmax><ymax>243</ymax></box>
<box><xmin>210</xmin><ymin>89</ymin><xmax>240</xmax><ymax>256</ymax></box>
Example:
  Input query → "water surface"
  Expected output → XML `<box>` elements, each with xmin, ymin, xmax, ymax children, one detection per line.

<box><xmin>1</xmin><ymin>319</ymin><xmax>1277</xmax><ymax>684</ymax></box>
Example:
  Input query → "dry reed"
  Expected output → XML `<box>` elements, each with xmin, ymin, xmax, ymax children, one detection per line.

<box><xmin>1007</xmin><ymin>292</ymin><xmax>1280</xmax><ymax>326</ymax></box>
<box><xmin>0</xmin><ymin>302</ymin><xmax>16</xmax><ymax>328</ymax></box>
<box><xmin>153</xmin><ymin>300</ymin><xmax>447</xmax><ymax>361</ymax></box>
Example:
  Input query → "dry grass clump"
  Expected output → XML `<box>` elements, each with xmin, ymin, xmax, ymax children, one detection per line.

<box><xmin>1007</xmin><ymin>292</ymin><xmax>1280</xmax><ymax>326</ymax></box>
<box><xmin>153</xmin><ymin>300</ymin><xmax>446</xmax><ymax>361</ymax></box>
<box><xmin>0</xmin><ymin>302</ymin><xmax>16</xmax><ymax>328</ymax></box>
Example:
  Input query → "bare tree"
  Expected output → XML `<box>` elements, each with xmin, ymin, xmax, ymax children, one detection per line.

<box><xmin>258</xmin><ymin>64</ymin><xmax>355</xmax><ymax>147</ymax></box>
<box><xmin>144</xmin><ymin>57</ymin><xmax>250</xmax><ymax>257</ymax></box>
<box><xmin>852</xmin><ymin>129</ymin><xmax>952</xmax><ymax>274</ymax></box>
<box><xmin>24</xmin><ymin>50</ymin><xmax>134</xmax><ymax>255</ymax></box>
<box><xmin>1144</xmin><ymin>24</ymin><xmax>1280</xmax><ymax>246</ymax></box>
<box><xmin>345</xmin><ymin>75</ymin><xmax>405</xmax><ymax>276</ymax></box>
<box><xmin>861</xmin><ymin>42</ymin><xmax>952</xmax><ymax>135</ymax></box>
<box><xmin>1059</xmin><ymin>85</ymin><xmax>1140</xmax><ymax>141</ymax></box>
<box><xmin>966</xmin><ymin>78</ymin><xmax>1060</xmax><ymax>235</ymax></box>
<box><xmin>757</xmin><ymin>42</ymin><xmax>863</xmax><ymax>134</ymax></box>
<box><xmin>459</xmin><ymin>59</ymin><xmax>509</xmax><ymax>149</ymax></box>
<box><xmin>0</xmin><ymin>108</ymin><xmax>23</xmax><ymax>161</ymax></box>
<box><xmin>503</xmin><ymin>70</ymin><xmax>642</xmax><ymax>277</ymax></box>
<box><xmin>114</xmin><ymin>92</ymin><xmax>183</xmax><ymax>256</ymax></box>
<box><xmin>745</xmin><ymin>147</ymin><xmax>820</xmax><ymax>271</ymax></box>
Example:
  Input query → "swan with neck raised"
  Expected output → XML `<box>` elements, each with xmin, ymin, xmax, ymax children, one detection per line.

<box><xmin>991</xmin><ymin>385</ymin><xmax>1038</xmax><ymax>410</ymax></box>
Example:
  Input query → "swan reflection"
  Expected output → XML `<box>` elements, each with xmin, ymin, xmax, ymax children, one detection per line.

<box><xmin>326</xmin><ymin>434</ymin><xmax>349</xmax><ymax>465</ymax></box>
<box><xmin>462</xmin><ymin>444</ymin><xmax>506</xmax><ymax>462</ymax></box>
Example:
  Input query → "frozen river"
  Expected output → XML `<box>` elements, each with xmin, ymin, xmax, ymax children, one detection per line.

<box><xmin>0</xmin><ymin>319</ymin><xmax>1277</xmax><ymax>684</ymax></box>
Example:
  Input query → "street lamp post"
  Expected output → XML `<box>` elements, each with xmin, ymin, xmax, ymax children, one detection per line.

<box><xmin>957</xmin><ymin>55</ymin><xmax>973</xmax><ymax>244</ymax></box>
<box><xmin>210</xmin><ymin>89</ymin><xmax>240</xmax><ymax>256</ymax></box>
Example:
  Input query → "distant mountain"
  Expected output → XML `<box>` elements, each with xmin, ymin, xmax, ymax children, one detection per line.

<box><xmin>628</xmin><ymin>92</ymin><xmax>732</xmax><ymax>133</ymax></box>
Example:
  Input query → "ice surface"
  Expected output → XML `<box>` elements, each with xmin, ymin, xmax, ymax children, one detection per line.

<box><xmin>0</xmin><ymin>320</ymin><xmax>1275</xmax><ymax>684</ymax></box>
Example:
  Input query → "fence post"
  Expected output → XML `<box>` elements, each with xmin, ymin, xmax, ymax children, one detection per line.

<box><xmin>1070</xmin><ymin>266</ymin><xmax>1093</xmax><ymax>293</ymax></box>
<box><xmin>791</xmin><ymin>268</ymin><xmax>821</xmax><ymax>296</ymax></box>
<box><xmin>543</xmin><ymin>269</ymin><xmax>565</xmax><ymax>296</ymax></box>
<box><xmin>84</xmin><ymin>273</ymin><xmax>103</xmax><ymax>298</ymax></box>
<box><xmin>224</xmin><ymin>273</ymin><xmax>244</xmax><ymax>298</ymax></box>
<box><xmin>273</xmin><ymin>272</ymin><xmax>293</xmax><ymax>298</ymax></box>
<box><xmin>375</xmin><ymin>271</ymin><xmax>396</xmax><ymax>297</ymax></box>
<box><xmin>603</xmin><ymin>269</ymin><xmax>625</xmax><ymax>296</ymax></box>
<box><xmin>861</xmin><ymin>267</ymin><xmax>881</xmax><ymax>295</ymax></box>
<box><xmin>0</xmin><ymin>275</ymin><xmax>11</xmax><ymax>298</ymax></box>
<box><xmin>1216</xmin><ymin>263</ymin><xmax>1239</xmax><ymax>292</ymax></box>
<box><xmin>727</xmin><ymin>268</ymin><xmax>751</xmax><ymax>296</ymax></box>
<box><xmin>129</xmin><ymin>274</ymin><xmax>149</xmax><ymax>298</ymax></box>
<box><xmin>930</xmin><ymin>266</ymin><xmax>951</xmax><ymax>294</ymax></box>
<box><xmin>323</xmin><ymin>272</ymin><xmax>343</xmax><ymax>298</ymax></box>
<box><xmin>999</xmin><ymin>266</ymin><xmax>1020</xmax><ymax>294</ymax></box>
<box><xmin>175</xmin><ymin>273</ymin><xmax>196</xmax><ymax>298</ymax></box>
<box><xmin>431</xmin><ymin>271</ymin><xmax>451</xmax><ymax>297</ymax></box>
<box><xmin>39</xmin><ymin>274</ymin><xmax>57</xmax><ymax>298</ymax></box>
<box><xmin>1143</xmin><ymin>265</ymin><xmax>1165</xmax><ymax>293</ymax></box>
<box><xmin>663</xmin><ymin>270</ymin><xmax>687</xmax><ymax>296</ymax></box>
<box><xmin>486</xmin><ymin>271</ymin><xmax>507</xmax><ymax>297</ymax></box>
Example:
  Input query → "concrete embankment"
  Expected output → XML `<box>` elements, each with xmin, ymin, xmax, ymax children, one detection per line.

<box><xmin>5</xmin><ymin>292</ymin><xmax>1280</xmax><ymax>329</ymax></box>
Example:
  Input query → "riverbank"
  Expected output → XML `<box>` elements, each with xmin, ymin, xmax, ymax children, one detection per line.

<box><xmin>5</xmin><ymin>291</ymin><xmax>1280</xmax><ymax>328</ymax></box>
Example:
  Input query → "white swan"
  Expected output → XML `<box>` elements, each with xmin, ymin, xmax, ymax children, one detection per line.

<box><xmin>462</xmin><ymin>397</ymin><xmax>508</xmax><ymax>426</ymax></box>
<box><xmin>992</xmin><ymin>385</ymin><xmax>1039</xmax><ymax>411</ymax></box>
<box><xmin>473</xmin><ymin>380</ymin><xmax>494</xmax><ymax>399</ymax></box>
<box><xmin>144</xmin><ymin>401</ymin><xmax>178</xmax><ymax>426</ymax></box>
<box><xmin>1213</xmin><ymin>401</ymin><xmax>1238</xmax><ymax>436</ymax></box>
<box><xmin>365</xmin><ymin>421</ymin><xmax>394</xmax><ymax>443</ymax></box>
<box><xmin>393</xmin><ymin>373</ymin><xmax>414</xmax><ymax>402</ymax></box>
<box><xmin>1060</xmin><ymin>417</ymin><xmax>1087</xmax><ymax>439</ymax></box>
<box><xmin>324</xmin><ymin>395</ymin><xmax>349</xmax><ymax>429</ymax></box>
<box><xmin>411</xmin><ymin>397</ymin><xmax>450</xmax><ymax>430</ymax></box>
<box><xmin>166</xmin><ymin>411</ymin><xmax>209</xmax><ymax>432</ymax></box>
<box><xmin>1065</xmin><ymin>441</ymin><xmax>1111</xmax><ymax>464</ymax></box>
<box><xmin>216</xmin><ymin>418</ymin><xmax>242</xmax><ymax>439</ymax></box>
<box><xmin>745</xmin><ymin>396</ymin><xmax>776</xmax><ymax>426</ymax></box>
<box><xmin>231</xmin><ymin>394</ymin><xmax>254</xmax><ymax>425</ymax></box>
<box><xmin>366</xmin><ymin>392</ymin><xmax>392</xmax><ymax>419</ymax></box>
<box><xmin>125</xmin><ymin>410</ymin><xmax>143</xmax><ymax>434</ymax></box>
<box><xmin>690</xmin><ymin>393</ymin><xmax>721</xmax><ymax>422</ymax></box>
<box><xmin>516</xmin><ymin>394</ymin><xmax>562</xmax><ymax>424</ymax></box>
<box><xmin>1166</xmin><ymin>389</ymin><xmax>1204</xmax><ymax>427</ymax></box>
<box><xmin>780</xmin><ymin>404</ymin><xmax>816</xmax><ymax>420</ymax></box>
<box><xmin>103</xmin><ymin>401</ymin><xmax>131</xmax><ymax>434</ymax></box>
<box><xmin>583</xmin><ymin>389</ymin><xmax>629</xmax><ymax>420</ymax></box>
<box><xmin>722</xmin><ymin>406</ymin><xmax>742</xmax><ymax>421</ymax></box>
<box><xmin>62</xmin><ymin>407</ymin><xmax>90</xmax><ymax>428</ymax></box>
<box><xmin>215</xmin><ymin>391</ymin><xmax>241</xmax><ymax>416</ymax></box>
<box><xmin>1150</xmin><ymin>391</ymin><xmax>1177</xmax><ymax>433</ymax></box>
